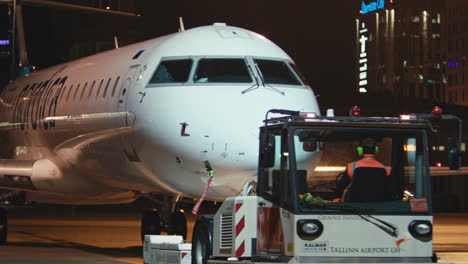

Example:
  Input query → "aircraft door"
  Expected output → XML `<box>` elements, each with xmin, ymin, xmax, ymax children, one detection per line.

<box><xmin>117</xmin><ymin>65</ymin><xmax>140</xmax><ymax>113</ymax></box>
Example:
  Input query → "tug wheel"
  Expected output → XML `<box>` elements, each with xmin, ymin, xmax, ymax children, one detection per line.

<box><xmin>192</xmin><ymin>217</ymin><xmax>213</xmax><ymax>264</ymax></box>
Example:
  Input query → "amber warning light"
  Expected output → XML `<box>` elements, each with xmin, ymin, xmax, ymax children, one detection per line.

<box><xmin>431</xmin><ymin>106</ymin><xmax>443</xmax><ymax>118</ymax></box>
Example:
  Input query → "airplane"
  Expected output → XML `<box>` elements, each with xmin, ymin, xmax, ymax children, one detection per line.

<box><xmin>0</xmin><ymin>22</ymin><xmax>320</xmax><ymax>243</ymax></box>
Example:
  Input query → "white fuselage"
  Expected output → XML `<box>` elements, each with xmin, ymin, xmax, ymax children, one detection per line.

<box><xmin>0</xmin><ymin>24</ymin><xmax>319</xmax><ymax>204</ymax></box>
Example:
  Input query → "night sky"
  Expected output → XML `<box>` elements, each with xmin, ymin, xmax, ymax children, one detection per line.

<box><xmin>4</xmin><ymin>1</ymin><xmax>361</xmax><ymax>113</ymax></box>
<box><xmin>137</xmin><ymin>0</ymin><xmax>360</xmax><ymax>112</ymax></box>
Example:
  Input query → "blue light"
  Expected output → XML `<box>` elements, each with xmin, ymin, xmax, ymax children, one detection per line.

<box><xmin>361</xmin><ymin>0</ymin><xmax>386</xmax><ymax>15</ymax></box>
<box><xmin>0</xmin><ymin>40</ymin><xmax>9</xmax><ymax>46</ymax></box>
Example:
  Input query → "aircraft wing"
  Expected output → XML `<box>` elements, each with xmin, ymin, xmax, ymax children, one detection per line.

<box><xmin>0</xmin><ymin>112</ymin><xmax>136</xmax><ymax>193</ymax></box>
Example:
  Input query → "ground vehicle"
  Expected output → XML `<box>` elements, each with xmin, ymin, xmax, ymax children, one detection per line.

<box><xmin>191</xmin><ymin>108</ymin><xmax>460</xmax><ymax>264</ymax></box>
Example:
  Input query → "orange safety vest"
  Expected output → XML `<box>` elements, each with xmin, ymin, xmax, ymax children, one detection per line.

<box><xmin>341</xmin><ymin>154</ymin><xmax>391</xmax><ymax>202</ymax></box>
<box><xmin>346</xmin><ymin>154</ymin><xmax>391</xmax><ymax>178</ymax></box>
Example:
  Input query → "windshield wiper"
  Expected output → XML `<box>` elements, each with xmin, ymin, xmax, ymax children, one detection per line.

<box><xmin>254</xmin><ymin>64</ymin><xmax>285</xmax><ymax>96</ymax></box>
<box><xmin>321</xmin><ymin>203</ymin><xmax>399</xmax><ymax>238</ymax></box>
<box><xmin>241</xmin><ymin>64</ymin><xmax>260</xmax><ymax>94</ymax></box>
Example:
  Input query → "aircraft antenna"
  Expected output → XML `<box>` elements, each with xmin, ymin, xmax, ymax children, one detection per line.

<box><xmin>179</xmin><ymin>17</ymin><xmax>185</xmax><ymax>32</ymax></box>
<box><xmin>114</xmin><ymin>36</ymin><xmax>119</xmax><ymax>49</ymax></box>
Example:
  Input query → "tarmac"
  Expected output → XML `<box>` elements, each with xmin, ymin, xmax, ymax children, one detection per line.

<box><xmin>0</xmin><ymin>205</ymin><xmax>466</xmax><ymax>263</ymax></box>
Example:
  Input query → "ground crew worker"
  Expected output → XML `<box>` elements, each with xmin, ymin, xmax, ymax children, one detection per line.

<box><xmin>336</xmin><ymin>138</ymin><xmax>391</xmax><ymax>202</ymax></box>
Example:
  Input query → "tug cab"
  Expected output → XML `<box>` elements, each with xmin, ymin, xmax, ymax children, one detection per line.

<box><xmin>190</xmin><ymin>109</ymin><xmax>461</xmax><ymax>264</ymax></box>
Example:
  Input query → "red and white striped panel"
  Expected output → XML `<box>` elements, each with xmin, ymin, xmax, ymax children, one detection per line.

<box><xmin>233</xmin><ymin>197</ymin><xmax>258</xmax><ymax>257</ymax></box>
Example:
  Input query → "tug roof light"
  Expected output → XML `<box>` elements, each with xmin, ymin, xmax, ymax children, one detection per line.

<box><xmin>349</xmin><ymin>106</ymin><xmax>361</xmax><ymax>117</ymax></box>
<box><xmin>431</xmin><ymin>106</ymin><xmax>443</xmax><ymax>118</ymax></box>
<box><xmin>300</xmin><ymin>112</ymin><xmax>318</xmax><ymax>119</ymax></box>
<box><xmin>399</xmin><ymin>114</ymin><xmax>416</xmax><ymax>121</ymax></box>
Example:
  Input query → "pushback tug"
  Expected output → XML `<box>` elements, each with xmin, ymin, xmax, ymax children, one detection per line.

<box><xmin>146</xmin><ymin>107</ymin><xmax>461</xmax><ymax>264</ymax></box>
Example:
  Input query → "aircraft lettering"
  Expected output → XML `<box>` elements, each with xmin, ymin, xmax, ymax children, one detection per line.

<box><xmin>10</xmin><ymin>73</ymin><xmax>68</xmax><ymax>130</ymax></box>
<box><xmin>20</xmin><ymin>83</ymin><xmax>36</xmax><ymax>129</ymax></box>
<box><xmin>25</xmin><ymin>81</ymin><xmax>42</xmax><ymax>129</ymax></box>
<box><xmin>31</xmin><ymin>81</ymin><xmax>49</xmax><ymax>129</ymax></box>
<box><xmin>48</xmin><ymin>76</ymin><xmax>68</xmax><ymax>129</ymax></box>
<box><xmin>41</xmin><ymin>78</ymin><xmax>61</xmax><ymax>129</ymax></box>
<box><xmin>11</xmin><ymin>84</ymin><xmax>28</xmax><ymax>129</ymax></box>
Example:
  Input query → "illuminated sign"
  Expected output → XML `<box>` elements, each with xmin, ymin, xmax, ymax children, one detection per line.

<box><xmin>360</xmin><ymin>0</ymin><xmax>385</xmax><ymax>14</ymax></box>
<box><xmin>0</xmin><ymin>40</ymin><xmax>9</xmax><ymax>46</ymax></box>
<box><xmin>358</xmin><ymin>22</ymin><xmax>368</xmax><ymax>93</ymax></box>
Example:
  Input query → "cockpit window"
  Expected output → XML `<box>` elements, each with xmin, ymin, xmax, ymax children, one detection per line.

<box><xmin>289</xmin><ymin>62</ymin><xmax>309</xmax><ymax>85</ymax></box>
<box><xmin>254</xmin><ymin>59</ymin><xmax>301</xmax><ymax>85</ymax></box>
<box><xmin>150</xmin><ymin>59</ymin><xmax>193</xmax><ymax>83</ymax></box>
<box><xmin>194</xmin><ymin>59</ymin><xmax>252</xmax><ymax>83</ymax></box>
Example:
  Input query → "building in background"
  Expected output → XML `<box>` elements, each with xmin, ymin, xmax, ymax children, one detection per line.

<box><xmin>356</xmin><ymin>0</ymin><xmax>447</xmax><ymax>103</ymax></box>
<box><xmin>356</xmin><ymin>0</ymin><xmax>468</xmax><ymax>107</ymax></box>
<box><xmin>445</xmin><ymin>0</ymin><xmax>468</xmax><ymax>106</ymax></box>
<box><xmin>356</xmin><ymin>0</ymin><xmax>468</xmax><ymax>212</ymax></box>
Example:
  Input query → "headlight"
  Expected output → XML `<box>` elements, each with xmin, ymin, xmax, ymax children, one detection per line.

<box><xmin>415</xmin><ymin>223</ymin><xmax>431</xmax><ymax>235</ymax></box>
<box><xmin>297</xmin><ymin>220</ymin><xmax>323</xmax><ymax>240</ymax></box>
<box><xmin>302</xmin><ymin>222</ymin><xmax>319</xmax><ymax>234</ymax></box>
<box><xmin>409</xmin><ymin>220</ymin><xmax>432</xmax><ymax>241</ymax></box>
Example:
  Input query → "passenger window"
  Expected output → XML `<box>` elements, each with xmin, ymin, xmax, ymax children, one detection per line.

<box><xmin>66</xmin><ymin>85</ymin><xmax>74</xmax><ymax>102</ymax></box>
<box><xmin>60</xmin><ymin>86</ymin><xmax>66</xmax><ymax>102</ymax></box>
<box><xmin>73</xmin><ymin>84</ymin><xmax>81</xmax><ymax>100</ymax></box>
<box><xmin>254</xmin><ymin>59</ymin><xmax>301</xmax><ymax>85</ymax></box>
<box><xmin>111</xmin><ymin>76</ymin><xmax>120</xmax><ymax>97</ymax></box>
<box><xmin>194</xmin><ymin>59</ymin><xmax>252</xmax><ymax>83</ymax></box>
<box><xmin>103</xmin><ymin>78</ymin><xmax>111</xmax><ymax>98</ymax></box>
<box><xmin>80</xmin><ymin>82</ymin><xmax>88</xmax><ymax>100</ymax></box>
<box><xmin>96</xmin><ymin>79</ymin><xmax>104</xmax><ymax>97</ymax></box>
<box><xmin>35</xmin><ymin>82</ymin><xmax>43</xmax><ymax>94</ymax></box>
<box><xmin>88</xmin><ymin>81</ymin><xmax>96</xmax><ymax>99</ymax></box>
<box><xmin>149</xmin><ymin>59</ymin><xmax>192</xmax><ymax>83</ymax></box>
